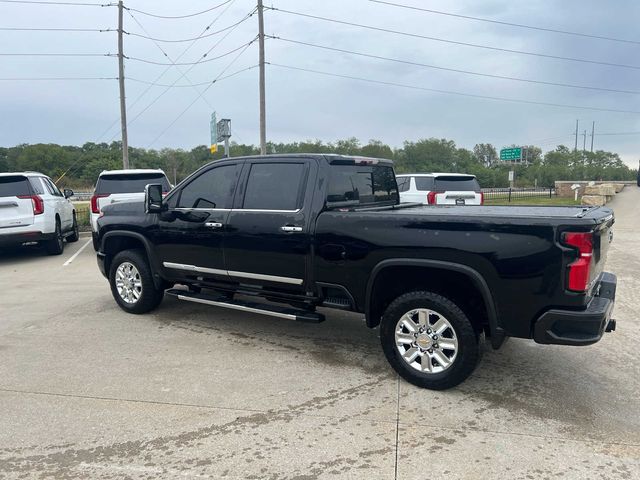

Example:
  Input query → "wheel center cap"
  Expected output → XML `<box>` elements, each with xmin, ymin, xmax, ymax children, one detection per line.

<box><xmin>416</xmin><ymin>335</ymin><xmax>433</xmax><ymax>349</ymax></box>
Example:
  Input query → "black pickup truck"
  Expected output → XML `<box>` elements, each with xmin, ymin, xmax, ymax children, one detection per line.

<box><xmin>96</xmin><ymin>154</ymin><xmax>617</xmax><ymax>389</ymax></box>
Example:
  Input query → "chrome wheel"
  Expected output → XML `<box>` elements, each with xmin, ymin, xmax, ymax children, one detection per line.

<box><xmin>395</xmin><ymin>308</ymin><xmax>459</xmax><ymax>374</ymax></box>
<box><xmin>115</xmin><ymin>262</ymin><xmax>142</xmax><ymax>304</ymax></box>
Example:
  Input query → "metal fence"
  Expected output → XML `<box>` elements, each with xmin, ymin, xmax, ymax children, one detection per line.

<box><xmin>482</xmin><ymin>187</ymin><xmax>556</xmax><ymax>202</ymax></box>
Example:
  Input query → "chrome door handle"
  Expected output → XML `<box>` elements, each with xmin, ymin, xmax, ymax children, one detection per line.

<box><xmin>280</xmin><ymin>225</ymin><xmax>303</xmax><ymax>233</ymax></box>
<box><xmin>204</xmin><ymin>222</ymin><xmax>223</xmax><ymax>229</ymax></box>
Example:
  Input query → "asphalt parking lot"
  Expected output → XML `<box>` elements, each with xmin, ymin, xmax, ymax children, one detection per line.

<box><xmin>1</xmin><ymin>190</ymin><xmax>639</xmax><ymax>480</ymax></box>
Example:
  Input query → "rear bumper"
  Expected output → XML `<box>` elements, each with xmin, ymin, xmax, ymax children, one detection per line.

<box><xmin>0</xmin><ymin>230</ymin><xmax>54</xmax><ymax>246</ymax></box>
<box><xmin>533</xmin><ymin>272</ymin><xmax>617</xmax><ymax>346</ymax></box>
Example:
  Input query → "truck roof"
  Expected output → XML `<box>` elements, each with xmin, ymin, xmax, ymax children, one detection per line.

<box><xmin>99</xmin><ymin>169</ymin><xmax>166</xmax><ymax>176</ymax></box>
<box><xmin>203</xmin><ymin>153</ymin><xmax>394</xmax><ymax>167</ymax></box>
<box><xmin>0</xmin><ymin>171</ymin><xmax>46</xmax><ymax>177</ymax></box>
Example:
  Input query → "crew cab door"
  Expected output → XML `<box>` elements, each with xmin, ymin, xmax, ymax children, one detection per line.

<box><xmin>223</xmin><ymin>159</ymin><xmax>316</xmax><ymax>292</ymax></box>
<box><xmin>153</xmin><ymin>162</ymin><xmax>242</xmax><ymax>282</ymax></box>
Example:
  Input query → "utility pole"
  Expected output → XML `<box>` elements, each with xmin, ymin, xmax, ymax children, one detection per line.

<box><xmin>574</xmin><ymin>119</ymin><xmax>579</xmax><ymax>152</ymax></box>
<box><xmin>590</xmin><ymin>121</ymin><xmax>595</xmax><ymax>153</ymax></box>
<box><xmin>582</xmin><ymin>130</ymin><xmax>587</xmax><ymax>152</ymax></box>
<box><xmin>117</xmin><ymin>0</ymin><xmax>129</xmax><ymax>169</ymax></box>
<box><xmin>257</xmin><ymin>0</ymin><xmax>266</xmax><ymax>155</ymax></box>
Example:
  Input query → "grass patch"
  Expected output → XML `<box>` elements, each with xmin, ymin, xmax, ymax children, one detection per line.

<box><xmin>485</xmin><ymin>196</ymin><xmax>581</xmax><ymax>206</ymax></box>
<box><xmin>73</xmin><ymin>201</ymin><xmax>91</xmax><ymax>229</ymax></box>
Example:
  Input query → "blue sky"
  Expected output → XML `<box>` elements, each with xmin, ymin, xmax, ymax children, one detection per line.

<box><xmin>0</xmin><ymin>0</ymin><xmax>638</xmax><ymax>167</ymax></box>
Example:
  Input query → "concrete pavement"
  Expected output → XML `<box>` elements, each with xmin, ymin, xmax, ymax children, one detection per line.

<box><xmin>0</xmin><ymin>190</ymin><xmax>638</xmax><ymax>479</ymax></box>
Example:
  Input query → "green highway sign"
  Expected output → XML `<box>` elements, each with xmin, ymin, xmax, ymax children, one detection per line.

<box><xmin>500</xmin><ymin>147</ymin><xmax>522</xmax><ymax>161</ymax></box>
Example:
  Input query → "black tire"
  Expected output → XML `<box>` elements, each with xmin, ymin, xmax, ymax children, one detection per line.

<box><xmin>109</xmin><ymin>249</ymin><xmax>164</xmax><ymax>314</ymax></box>
<box><xmin>44</xmin><ymin>219</ymin><xmax>64</xmax><ymax>255</ymax></box>
<box><xmin>67</xmin><ymin>214</ymin><xmax>80</xmax><ymax>243</ymax></box>
<box><xmin>380</xmin><ymin>291</ymin><xmax>480</xmax><ymax>390</ymax></box>
<box><xmin>92</xmin><ymin>232</ymin><xmax>100</xmax><ymax>251</ymax></box>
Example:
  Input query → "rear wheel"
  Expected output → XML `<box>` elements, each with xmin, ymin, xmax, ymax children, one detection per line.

<box><xmin>44</xmin><ymin>219</ymin><xmax>64</xmax><ymax>255</ymax></box>
<box><xmin>380</xmin><ymin>291</ymin><xmax>480</xmax><ymax>390</ymax></box>
<box><xmin>67</xmin><ymin>214</ymin><xmax>79</xmax><ymax>242</ymax></box>
<box><xmin>109</xmin><ymin>249</ymin><xmax>164</xmax><ymax>314</ymax></box>
<box><xmin>92</xmin><ymin>232</ymin><xmax>100</xmax><ymax>251</ymax></box>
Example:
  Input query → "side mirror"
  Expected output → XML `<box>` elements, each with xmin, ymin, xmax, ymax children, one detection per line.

<box><xmin>63</xmin><ymin>188</ymin><xmax>74</xmax><ymax>199</ymax></box>
<box><xmin>145</xmin><ymin>184</ymin><xmax>165</xmax><ymax>214</ymax></box>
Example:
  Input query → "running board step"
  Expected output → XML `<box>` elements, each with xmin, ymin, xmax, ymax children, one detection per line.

<box><xmin>165</xmin><ymin>289</ymin><xmax>325</xmax><ymax>323</ymax></box>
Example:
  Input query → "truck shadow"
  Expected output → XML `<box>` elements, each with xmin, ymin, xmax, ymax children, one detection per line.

<box><xmin>0</xmin><ymin>244</ymin><xmax>51</xmax><ymax>266</ymax></box>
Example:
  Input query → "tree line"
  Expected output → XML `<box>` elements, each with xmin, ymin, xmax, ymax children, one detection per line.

<box><xmin>0</xmin><ymin>138</ymin><xmax>635</xmax><ymax>190</ymax></box>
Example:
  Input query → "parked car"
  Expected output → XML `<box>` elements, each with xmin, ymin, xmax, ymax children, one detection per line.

<box><xmin>95</xmin><ymin>154</ymin><xmax>616</xmax><ymax>390</ymax></box>
<box><xmin>397</xmin><ymin>173</ymin><xmax>483</xmax><ymax>205</ymax></box>
<box><xmin>0</xmin><ymin>172</ymin><xmax>79</xmax><ymax>254</ymax></box>
<box><xmin>90</xmin><ymin>169</ymin><xmax>171</xmax><ymax>250</ymax></box>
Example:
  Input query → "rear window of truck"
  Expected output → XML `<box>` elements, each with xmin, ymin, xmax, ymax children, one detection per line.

<box><xmin>0</xmin><ymin>176</ymin><xmax>31</xmax><ymax>197</ymax></box>
<box><xmin>327</xmin><ymin>165</ymin><xmax>399</xmax><ymax>206</ymax></box>
<box><xmin>434</xmin><ymin>176</ymin><xmax>480</xmax><ymax>192</ymax></box>
<box><xmin>95</xmin><ymin>173</ymin><xmax>170</xmax><ymax>194</ymax></box>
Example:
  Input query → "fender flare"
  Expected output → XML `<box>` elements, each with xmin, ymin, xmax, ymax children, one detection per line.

<box><xmin>101</xmin><ymin>230</ymin><xmax>164</xmax><ymax>289</ymax></box>
<box><xmin>365</xmin><ymin>258</ymin><xmax>504</xmax><ymax>348</ymax></box>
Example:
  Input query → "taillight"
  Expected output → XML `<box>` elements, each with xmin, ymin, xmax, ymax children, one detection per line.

<box><xmin>479</xmin><ymin>192</ymin><xmax>484</xmax><ymax>205</ymax></box>
<box><xmin>562</xmin><ymin>232</ymin><xmax>593</xmax><ymax>292</ymax></box>
<box><xmin>18</xmin><ymin>195</ymin><xmax>44</xmax><ymax>215</ymax></box>
<box><xmin>90</xmin><ymin>194</ymin><xmax>109</xmax><ymax>214</ymax></box>
<box><xmin>427</xmin><ymin>191</ymin><xmax>438</xmax><ymax>205</ymax></box>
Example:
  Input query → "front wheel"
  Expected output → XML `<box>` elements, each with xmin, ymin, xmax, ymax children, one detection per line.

<box><xmin>380</xmin><ymin>291</ymin><xmax>480</xmax><ymax>390</ymax></box>
<box><xmin>109</xmin><ymin>249</ymin><xmax>164</xmax><ymax>314</ymax></box>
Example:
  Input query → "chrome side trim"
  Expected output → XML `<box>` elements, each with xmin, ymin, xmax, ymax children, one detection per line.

<box><xmin>162</xmin><ymin>262</ymin><xmax>227</xmax><ymax>276</ymax></box>
<box><xmin>176</xmin><ymin>295</ymin><xmax>297</xmax><ymax>320</ymax></box>
<box><xmin>234</xmin><ymin>208</ymin><xmax>301</xmax><ymax>213</ymax></box>
<box><xmin>227</xmin><ymin>270</ymin><xmax>303</xmax><ymax>285</ymax></box>
<box><xmin>173</xmin><ymin>208</ymin><xmax>232</xmax><ymax>212</ymax></box>
<box><xmin>163</xmin><ymin>262</ymin><xmax>302</xmax><ymax>285</ymax></box>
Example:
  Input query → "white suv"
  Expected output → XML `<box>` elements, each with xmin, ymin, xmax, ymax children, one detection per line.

<box><xmin>90</xmin><ymin>169</ymin><xmax>171</xmax><ymax>250</ymax></box>
<box><xmin>0</xmin><ymin>172</ymin><xmax>79</xmax><ymax>254</ymax></box>
<box><xmin>397</xmin><ymin>173</ymin><xmax>484</xmax><ymax>205</ymax></box>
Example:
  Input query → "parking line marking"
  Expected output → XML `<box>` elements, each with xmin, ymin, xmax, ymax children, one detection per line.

<box><xmin>63</xmin><ymin>239</ymin><xmax>92</xmax><ymax>266</ymax></box>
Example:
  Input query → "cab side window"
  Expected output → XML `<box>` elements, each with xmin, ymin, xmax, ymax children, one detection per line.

<box><xmin>177</xmin><ymin>164</ymin><xmax>240</xmax><ymax>209</ymax></box>
<box><xmin>242</xmin><ymin>163</ymin><xmax>307</xmax><ymax>211</ymax></box>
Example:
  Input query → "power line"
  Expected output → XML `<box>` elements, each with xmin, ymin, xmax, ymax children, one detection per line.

<box><xmin>123</xmin><ymin>39</ymin><xmax>256</xmax><ymax>66</ymax></box>
<box><xmin>126</xmin><ymin>8</ymin><xmax>215</xmax><ymax>112</ymax></box>
<box><xmin>271</xmin><ymin>36</ymin><xmax>640</xmax><ymax>96</ymax></box>
<box><xmin>0</xmin><ymin>52</ymin><xmax>110</xmax><ymax>56</ymax></box>
<box><xmin>0</xmin><ymin>0</ymin><xmax>113</xmax><ymax>5</ymax></box>
<box><xmin>369</xmin><ymin>0</ymin><xmax>640</xmax><ymax>46</ymax></box>
<box><xmin>124</xmin><ymin>0</ymin><xmax>232</xmax><ymax>20</ymax></box>
<box><xmin>105</xmin><ymin>7</ymin><xmax>256</xmax><ymax>142</ymax></box>
<box><xmin>124</xmin><ymin>17</ymin><xmax>248</xmax><ymax>43</ymax></box>
<box><xmin>594</xmin><ymin>131</ymin><xmax>640</xmax><ymax>136</ymax></box>
<box><xmin>268</xmin><ymin>62</ymin><xmax>640</xmax><ymax>115</ymax></box>
<box><xmin>267</xmin><ymin>7</ymin><xmax>640</xmax><ymax>71</ymax></box>
<box><xmin>128</xmin><ymin>65</ymin><xmax>257</xmax><ymax>87</ymax></box>
<box><xmin>96</xmin><ymin>0</ymin><xmax>241</xmax><ymax>142</ymax></box>
<box><xmin>147</xmin><ymin>41</ymin><xmax>255</xmax><ymax>147</ymax></box>
<box><xmin>0</xmin><ymin>76</ymin><xmax>117</xmax><ymax>80</ymax></box>
<box><xmin>0</xmin><ymin>27</ymin><xmax>113</xmax><ymax>32</ymax></box>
